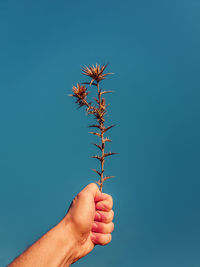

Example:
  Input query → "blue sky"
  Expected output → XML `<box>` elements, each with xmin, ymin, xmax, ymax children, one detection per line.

<box><xmin>0</xmin><ymin>0</ymin><xmax>200</xmax><ymax>266</ymax></box>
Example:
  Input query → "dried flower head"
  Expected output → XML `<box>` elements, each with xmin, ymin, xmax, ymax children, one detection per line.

<box><xmin>70</xmin><ymin>64</ymin><xmax>117</xmax><ymax>192</ymax></box>
<box><xmin>81</xmin><ymin>63</ymin><xmax>112</xmax><ymax>85</ymax></box>
<box><xmin>70</xmin><ymin>83</ymin><xmax>89</xmax><ymax>107</ymax></box>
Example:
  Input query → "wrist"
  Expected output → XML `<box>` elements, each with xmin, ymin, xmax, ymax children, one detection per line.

<box><xmin>8</xmin><ymin>217</ymin><xmax>79</xmax><ymax>267</ymax></box>
<box><xmin>56</xmin><ymin>218</ymin><xmax>79</xmax><ymax>266</ymax></box>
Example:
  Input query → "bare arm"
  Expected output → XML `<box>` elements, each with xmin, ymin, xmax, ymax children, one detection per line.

<box><xmin>8</xmin><ymin>183</ymin><xmax>114</xmax><ymax>267</ymax></box>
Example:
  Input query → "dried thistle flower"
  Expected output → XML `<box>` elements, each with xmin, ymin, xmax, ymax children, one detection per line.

<box><xmin>69</xmin><ymin>83</ymin><xmax>89</xmax><ymax>107</ymax></box>
<box><xmin>81</xmin><ymin>64</ymin><xmax>113</xmax><ymax>85</ymax></box>
<box><xmin>70</xmin><ymin>63</ymin><xmax>117</xmax><ymax>192</ymax></box>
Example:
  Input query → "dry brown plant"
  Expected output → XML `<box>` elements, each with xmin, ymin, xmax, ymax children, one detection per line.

<box><xmin>69</xmin><ymin>64</ymin><xmax>117</xmax><ymax>192</ymax></box>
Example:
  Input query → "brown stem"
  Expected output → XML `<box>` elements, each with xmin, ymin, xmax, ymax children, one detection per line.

<box><xmin>81</xmin><ymin>84</ymin><xmax>104</xmax><ymax>192</ymax></box>
<box><xmin>100</xmin><ymin>134</ymin><xmax>105</xmax><ymax>192</ymax></box>
<box><xmin>81</xmin><ymin>98</ymin><xmax>90</xmax><ymax>108</ymax></box>
<box><xmin>97</xmin><ymin>82</ymin><xmax>105</xmax><ymax>192</ymax></box>
<box><xmin>80</xmin><ymin>97</ymin><xmax>96</xmax><ymax>114</ymax></box>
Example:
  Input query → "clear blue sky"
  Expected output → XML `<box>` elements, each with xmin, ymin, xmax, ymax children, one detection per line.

<box><xmin>0</xmin><ymin>0</ymin><xmax>200</xmax><ymax>266</ymax></box>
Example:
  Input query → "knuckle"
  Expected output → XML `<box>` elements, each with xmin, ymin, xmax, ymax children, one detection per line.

<box><xmin>77</xmin><ymin>192</ymin><xmax>83</xmax><ymax>198</ymax></box>
<box><xmin>97</xmin><ymin>201</ymin><xmax>105</xmax><ymax>210</ymax></box>
<box><xmin>94</xmin><ymin>222</ymin><xmax>114</xmax><ymax>234</ymax></box>
<box><xmin>100</xmin><ymin>234</ymin><xmax>112</xmax><ymax>246</ymax></box>
<box><xmin>107</xmin><ymin>201</ymin><xmax>113</xmax><ymax>211</ymax></box>
<box><xmin>105</xmin><ymin>234</ymin><xmax>112</xmax><ymax>245</ymax></box>
<box><xmin>112</xmin><ymin>222</ymin><xmax>115</xmax><ymax>232</ymax></box>
<box><xmin>106</xmin><ymin>222</ymin><xmax>114</xmax><ymax>233</ymax></box>
<box><xmin>106</xmin><ymin>210</ymin><xmax>114</xmax><ymax>222</ymax></box>
<box><xmin>107</xmin><ymin>195</ymin><xmax>113</xmax><ymax>208</ymax></box>
<box><xmin>103</xmin><ymin>222</ymin><xmax>114</xmax><ymax>234</ymax></box>
<box><xmin>103</xmin><ymin>200</ymin><xmax>112</xmax><ymax>211</ymax></box>
<box><xmin>103</xmin><ymin>194</ymin><xmax>113</xmax><ymax>207</ymax></box>
<box><xmin>71</xmin><ymin>195</ymin><xmax>78</xmax><ymax>205</ymax></box>
<box><xmin>111</xmin><ymin>209</ymin><xmax>114</xmax><ymax>219</ymax></box>
<box><xmin>109</xmin><ymin>233</ymin><xmax>112</xmax><ymax>242</ymax></box>
<box><xmin>110</xmin><ymin>222</ymin><xmax>114</xmax><ymax>233</ymax></box>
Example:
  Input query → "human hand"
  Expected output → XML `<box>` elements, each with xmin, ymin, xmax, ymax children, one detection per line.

<box><xmin>63</xmin><ymin>183</ymin><xmax>114</xmax><ymax>263</ymax></box>
<box><xmin>8</xmin><ymin>183</ymin><xmax>114</xmax><ymax>267</ymax></box>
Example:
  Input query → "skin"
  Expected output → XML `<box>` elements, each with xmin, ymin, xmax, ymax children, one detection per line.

<box><xmin>8</xmin><ymin>183</ymin><xmax>114</xmax><ymax>267</ymax></box>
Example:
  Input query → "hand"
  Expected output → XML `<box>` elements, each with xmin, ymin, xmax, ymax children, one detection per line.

<box><xmin>63</xmin><ymin>183</ymin><xmax>114</xmax><ymax>263</ymax></box>
<box><xmin>8</xmin><ymin>183</ymin><xmax>114</xmax><ymax>267</ymax></box>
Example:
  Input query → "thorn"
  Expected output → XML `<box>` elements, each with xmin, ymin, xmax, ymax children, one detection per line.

<box><xmin>91</xmin><ymin>155</ymin><xmax>102</xmax><ymax>161</ymax></box>
<box><xmin>93</xmin><ymin>143</ymin><xmax>102</xmax><ymax>150</ymax></box>
<box><xmin>89</xmin><ymin>132</ymin><xmax>101</xmax><ymax>137</ymax></box>
<box><xmin>94</xmin><ymin>97</ymin><xmax>100</xmax><ymax>104</ymax></box>
<box><xmin>103</xmin><ymin>176</ymin><xmax>115</xmax><ymax>182</ymax></box>
<box><xmin>103</xmin><ymin>124</ymin><xmax>116</xmax><ymax>133</ymax></box>
<box><xmin>82</xmin><ymin>82</ymin><xmax>97</xmax><ymax>86</ymax></box>
<box><xmin>103</xmin><ymin>137</ymin><xmax>112</xmax><ymax>143</ymax></box>
<box><xmin>104</xmin><ymin>152</ymin><xmax>118</xmax><ymax>157</ymax></box>
<box><xmin>88</xmin><ymin>125</ymin><xmax>101</xmax><ymax>129</ymax></box>
<box><xmin>96</xmin><ymin>180</ymin><xmax>101</xmax><ymax>186</ymax></box>
<box><xmin>92</xmin><ymin>169</ymin><xmax>102</xmax><ymax>176</ymax></box>
<box><xmin>101</xmin><ymin>91</ymin><xmax>113</xmax><ymax>95</ymax></box>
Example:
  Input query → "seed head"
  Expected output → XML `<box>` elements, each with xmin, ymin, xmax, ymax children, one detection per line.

<box><xmin>70</xmin><ymin>83</ymin><xmax>88</xmax><ymax>107</ymax></box>
<box><xmin>81</xmin><ymin>64</ymin><xmax>112</xmax><ymax>85</ymax></box>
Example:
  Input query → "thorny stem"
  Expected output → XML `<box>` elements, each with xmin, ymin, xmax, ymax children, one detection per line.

<box><xmin>97</xmin><ymin>82</ymin><xmax>104</xmax><ymax>192</ymax></box>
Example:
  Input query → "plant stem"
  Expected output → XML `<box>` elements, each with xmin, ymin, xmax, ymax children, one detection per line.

<box><xmin>100</xmin><ymin>133</ymin><xmax>105</xmax><ymax>192</ymax></box>
<box><xmin>97</xmin><ymin>82</ymin><xmax>105</xmax><ymax>192</ymax></box>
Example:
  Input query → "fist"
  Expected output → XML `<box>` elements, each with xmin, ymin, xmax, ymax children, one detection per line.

<box><xmin>64</xmin><ymin>183</ymin><xmax>114</xmax><ymax>261</ymax></box>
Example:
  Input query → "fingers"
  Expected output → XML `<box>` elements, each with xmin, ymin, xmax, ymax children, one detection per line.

<box><xmin>94</xmin><ymin>192</ymin><xmax>113</xmax><ymax>203</ymax></box>
<box><xmin>92</xmin><ymin>221</ymin><xmax>114</xmax><ymax>234</ymax></box>
<box><xmin>80</xmin><ymin>183</ymin><xmax>114</xmax><ymax>246</ymax></box>
<box><xmin>96</xmin><ymin>196</ymin><xmax>113</xmax><ymax>211</ymax></box>
<box><xmin>92</xmin><ymin>209</ymin><xmax>114</xmax><ymax>246</ymax></box>
<box><xmin>79</xmin><ymin>183</ymin><xmax>113</xmax><ymax>212</ymax></box>
<box><xmin>91</xmin><ymin>233</ymin><xmax>112</xmax><ymax>246</ymax></box>
<box><xmin>94</xmin><ymin>210</ymin><xmax>114</xmax><ymax>223</ymax></box>
<box><xmin>85</xmin><ymin>186</ymin><xmax>114</xmax><ymax>246</ymax></box>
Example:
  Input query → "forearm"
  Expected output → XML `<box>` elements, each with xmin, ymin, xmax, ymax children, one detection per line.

<box><xmin>8</xmin><ymin>219</ymin><xmax>77</xmax><ymax>267</ymax></box>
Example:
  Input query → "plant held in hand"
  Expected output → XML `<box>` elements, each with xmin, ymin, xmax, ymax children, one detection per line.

<box><xmin>69</xmin><ymin>64</ymin><xmax>117</xmax><ymax>192</ymax></box>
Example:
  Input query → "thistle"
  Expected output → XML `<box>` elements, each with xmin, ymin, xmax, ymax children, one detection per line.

<box><xmin>69</xmin><ymin>64</ymin><xmax>117</xmax><ymax>192</ymax></box>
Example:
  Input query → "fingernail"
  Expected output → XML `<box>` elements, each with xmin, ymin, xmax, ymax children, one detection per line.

<box><xmin>96</xmin><ymin>202</ymin><xmax>104</xmax><ymax>210</ymax></box>
<box><xmin>95</xmin><ymin>212</ymin><xmax>101</xmax><ymax>221</ymax></box>
<box><xmin>91</xmin><ymin>233</ymin><xmax>96</xmax><ymax>242</ymax></box>
<box><xmin>92</xmin><ymin>222</ymin><xmax>98</xmax><ymax>232</ymax></box>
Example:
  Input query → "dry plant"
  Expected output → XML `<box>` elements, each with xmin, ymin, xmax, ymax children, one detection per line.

<box><xmin>69</xmin><ymin>64</ymin><xmax>117</xmax><ymax>192</ymax></box>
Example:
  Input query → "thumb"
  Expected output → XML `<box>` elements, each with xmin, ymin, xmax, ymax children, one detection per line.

<box><xmin>80</xmin><ymin>183</ymin><xmax>101</xmax><ymax>201</ymax></box>
<box><xmin>80</xmin><ymin>183</ymin><xmax>109</xmax><ymax>203</ymax></box>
